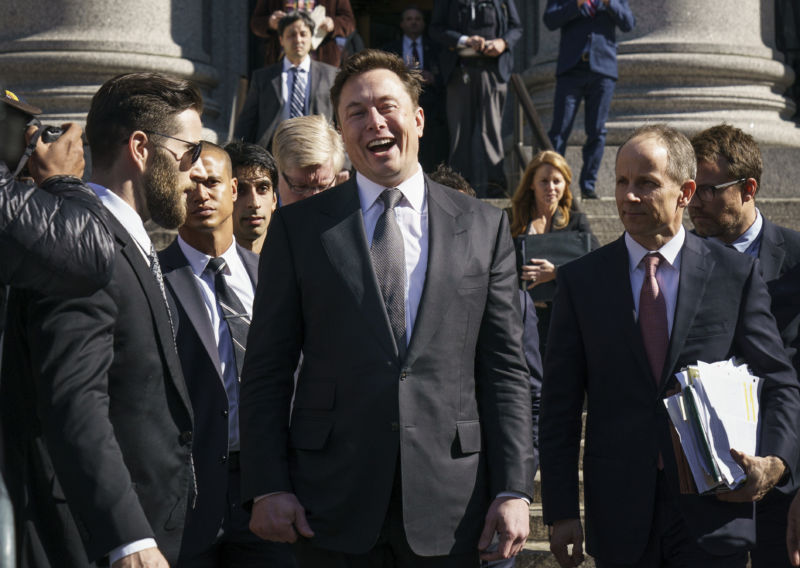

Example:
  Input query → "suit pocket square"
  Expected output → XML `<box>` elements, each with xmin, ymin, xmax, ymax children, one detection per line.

<box><xmin>456</xmin><ymin>420</ymin><xmax>482</xmax><ymax>454</ymax></box>
<box><xmin>290</xmin><ymin>417</ymin><xmax>333</xmax><ymax>450</ymax></box>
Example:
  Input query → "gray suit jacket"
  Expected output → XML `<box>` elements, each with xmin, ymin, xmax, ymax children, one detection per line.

<box><xmin>239</xmin><ymin>177</ymin><xmax>534</xmax><ymax>556</ymax></box>
<box><xmin>234</xmin><ymin>58</ymin><xmax>338</xmax><ymax>149</ymax></box>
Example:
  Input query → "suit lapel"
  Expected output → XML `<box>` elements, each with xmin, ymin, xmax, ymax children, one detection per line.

<box><xmin>758</xmin><ymin>219</ymin><xmax>784</xmax><ymax>281</ymax></box>
<box><xmin>319</xmin><ymin>180</ymin><xmax>398</xmax><ymax>359</ymax></box>
<box><xmin>237</xmin><ymin>244</ymin><xmax>259</xmax><ymax>287</ymax></box>
<box><xmin>660</xmin><ymin>233</ymin><xmax>713</xmax><ymax>395</ymax></box>
<box><xmin>160</xmin><ymin>241</ymin><xmax>223</xmax><ymax>376</ymax></box>
<box><xmin>404</xmin><ymin>182</ymin><xmax>471</xmax><ymax>367</ymax></box>
<box><xmin>107</xmin><ymin>217</ymin><xmax>194</xmax><ymax>415</ymax></box>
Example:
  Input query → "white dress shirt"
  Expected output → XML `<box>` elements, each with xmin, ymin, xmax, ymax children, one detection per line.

<box><xmin>402</xmin><ymin>35</ymin><xmax>424</xmax><ymax>69</ymax></box>
<box><xmin>88</xmin><ymin>183</ymin><xmax>159</xmax><ymax>564</ymax></box>
<box><xmin>625</xmin><ymin>226</ymin><xmax>685</xmax><ymax>337</ymax></box>
<box><xmin>281</xmin><ymin>55</ymin><xmax>312</xmax><ymax>121</ymax></box>
<box><xmin>357</xmin><ymin>166</ymin><xmax>428</xmax><ymax>344</ymax></box>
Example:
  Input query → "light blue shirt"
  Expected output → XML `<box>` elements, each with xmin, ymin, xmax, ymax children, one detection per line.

<box><xmin>722</xmin><ymin>209</ymin><xmax>763</xmax><ymax>259</ymax></box>
<box><xmin>281</xmin><ymin>55</ymin><xmax>312</xmax><ymax>120</ymax></box>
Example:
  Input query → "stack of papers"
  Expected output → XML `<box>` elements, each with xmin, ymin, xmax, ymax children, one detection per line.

<box><xmin>663</xmin><ymin>359</ymin><xmax>761</xmax><ymax>494</ymax></box>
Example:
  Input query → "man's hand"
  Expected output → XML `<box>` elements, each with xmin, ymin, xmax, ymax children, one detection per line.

<box><xmin>787</xmin><ymin>491</ymin><xmax>800</xmax><ymax>566</ymax></box>
<box><xmin>111</xmin><ymin>547</ymin><xmax>169</xmax><ymax>568</ymax></box>
<box><xmin>549</xmin><ymin>518</ymin><xmax>585</xmax><ymax>568</ymax></box>
<box><xmin>25</xmin><ymin>122</ymin><xmax>85</xmax><ymax>185</ymax></box>
<box><xmin>716</xmin><ymin>450</ymin><xmax>786</xmax><ymax>503</ymax></box>
<box><xmin>319</xmin><ymin>16</ymin><xmax>335</xmax><ymax>35</ymax></box>
<box><xmin>482</xmin><ymin>38</ymin><xmax>507</xmax><ymax>57</ymax></box>
<box><xmin>477</xmin><ymin>496</ymin><xmax>530</xmax><ymax>561</ymax></box>
<box><xmin>249</xmin><ymin>492</ymin><xmax>314</xmax><ymax>543</ymax></box>
<box><xmin>465</xmin><ymin>35</ymin><xmax>486</xmax><ymax>52</ymax></box>
<box><xmin>268</xmin><ymin>9</ymin><xmax>287</xmax><ymax>31</ymax></box>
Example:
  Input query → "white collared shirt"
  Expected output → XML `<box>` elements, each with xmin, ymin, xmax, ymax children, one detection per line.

<box><xmin>88</xmin><ymin>182</ymin><xmax>152</xmax><ymax>264</ymax></box>
<box><xmin>357</xmin><ymin>166</ymin><xmax>428</xmax><ymax>344</ymax></box>
<box><xmin>625</xmin><ymin>226</ymin><xmax>685</xmax><ymax>336</ymax></box>
<box><xmin>281</xmin><ymin>55</ymin><xmax>312</xmax><ymax>120</ymax></box>
<box><xmin>402</xmin><ymin>35</ymin><xmax>424</xmax><ymax>69</ymax></box>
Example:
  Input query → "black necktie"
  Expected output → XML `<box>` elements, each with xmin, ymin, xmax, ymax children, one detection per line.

<box><xmin>411</xmin><ymin>41</ymin><xmax>420</xmax><ymax>68</ymax></box>
<box><xmin>371</xmin><ymin>189</ymin><xmax>407</xmax><ymax>360</ymax></box>
<box><xmin>206</xmin><ymin>257</ymin><xmax>251</xmax><ymax>379</ymax></box>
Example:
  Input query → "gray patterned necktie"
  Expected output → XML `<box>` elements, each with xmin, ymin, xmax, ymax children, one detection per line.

<box><xmin>371</xmin><ymin>189</ymin><xmax>407</xmax><ymax>359</ymax></box>
<box><xmin>149</xmin><ymin>243</ymin><xmax>173</xmax><ymax>329</ymax></box>
<box><xmin>206</xmin><ymin>257</ymin><xmax>251</xmax><ymax>379</ymax></box>
<box><xmin>289</xmin><ymin>67</ymin><xmax>307</xmax><ymax>119</ymax></box>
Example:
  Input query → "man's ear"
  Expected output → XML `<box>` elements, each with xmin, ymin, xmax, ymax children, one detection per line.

<box><xmin>678</xmin><ymin>179</ymin><xmax>696</xmax><ymax>208</ymax></box>
<box><xmin>230</xmin><ymin>176</ymin><xmax>238</xmax><ymax>202</ymax></box>
<box><xmin>742</xmin><ymin>178</ymin><xmax>757</xmax><ymax>203</ymax></box>
<box><xmin>129</xmin><ymin>131</ymin><xmax>149</xmax><ymax>172</ymax></box>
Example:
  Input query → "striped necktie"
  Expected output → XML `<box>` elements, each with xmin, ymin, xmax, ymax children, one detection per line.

<box><xmin>289</xmin><ymin>66</ymin><xmax>307</xmax><ymax>119</ymax></box>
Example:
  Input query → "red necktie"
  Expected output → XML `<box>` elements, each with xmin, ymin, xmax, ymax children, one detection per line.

<box><xmin>587</xmin><ymin>0</ymin><xmax>599</xmax><ymax>17</ymax></box>
<box><xmin>639</xmin><ymin>253</ymin><xmax>669</xmax><ymax>384</ymax></box>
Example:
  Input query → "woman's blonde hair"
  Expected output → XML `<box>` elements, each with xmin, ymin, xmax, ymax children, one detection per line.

<box><xmin>510</xmin><ymin>150</ymin><xmax>573</xmax><ymax>237</ymax></box>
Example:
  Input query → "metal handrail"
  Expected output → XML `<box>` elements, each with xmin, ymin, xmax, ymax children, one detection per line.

<box><xmin>509</xmin><ymin>73</ymin><xmax>552</xmax><ymax>179</ymax></box>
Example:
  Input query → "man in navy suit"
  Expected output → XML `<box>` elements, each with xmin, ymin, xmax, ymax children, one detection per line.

<box><xmin>159</xmin><ymin>144</ymin><xmax>294</xmax><ymax>567</ymax></box>
<box><xmin>544</xmin><ymin>0</ymin><xmax>634</xmax><ymax>199</ymax></box>
<box><xmin>687</xmin><ymin>125</ymin><xmax>800</xmax><ymax>568</ymax></box>
<box><xmin>540</xmin><ymin>124</ymin><xmax>800</xmax><ymax>567</ymax></box>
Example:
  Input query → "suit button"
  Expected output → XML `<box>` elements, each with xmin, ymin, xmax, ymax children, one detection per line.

<box><xmin>220</xmin><ymin>454</ymin><xmax>228</xmax><ymax>464</ymax></box>
<box><xmin>221</xmin><ymin>409</ymin><xmax>229</xmax><ymax>417</ymax></box>
<box><xmin>179</xmin><ymin>431</ymin><xmax>192</xmax><ymax>445</ymax></box>
<box><xmin>391</xmin><ymin>422</ymin><xmax>399</xmax><ymax>431</ymax></box>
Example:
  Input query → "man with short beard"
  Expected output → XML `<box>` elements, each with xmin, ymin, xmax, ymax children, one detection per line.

<box><xmin>1</xmin><ymin>72</ymin><xmax>207</xmax><ymax>568</ymax></box>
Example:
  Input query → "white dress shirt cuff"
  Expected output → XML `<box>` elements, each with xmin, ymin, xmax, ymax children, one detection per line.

<box><xmin>253</xmin><ymin>491</ymin><xmax>289</xmax><ymax>503</ymax></box>
<box><xmin>497</xmin><ymin>491</ymin><xmax>531</xmax><ymax>505</ymax></box>
<box><xmin>457</xmin><ymin>35</ymin><xmax>469</xmax><ymax>48</ymax></box>
<box><xmin>108</xmin><ymin>538</ymin><xmax>158</xmax><ymax>566</ymax></box>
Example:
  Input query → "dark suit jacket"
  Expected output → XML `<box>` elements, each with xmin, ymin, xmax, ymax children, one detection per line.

<box><xmin>158</xmin><ymin>240</ymin><xmax>258</xmax><ymax>560</ymax></box>
<box><xmin>1</xmin><ymin>213</ymin><xmax>195</xmax><ymax>566</ymax></box>
<box><xmin>758</xmin><ymin>216</ymin><xmax>800</xmax><ymax>283</ymax></box>
<box><xmin>543</xmin><ymin>0</ymin><xmax>635</xmax><ymax>80</ymax></box>
<box><xmin>234</xmin><ymin>58</ymin><xmax>338</xmax><ymax>149</ymax></box>
<box><xmin>239</xmin><ymin>177</ymin><xmax>534</xmax><ymax>556</ymax></box>
<box><xmin>539</xmin><ymin>232</ymin><xmax>800</xmax><ymax>563</ymax></box>
<box><xmin>430</xmin><ymin>0</ymin><xmax>523</xmax><ymax>84</ymax></box>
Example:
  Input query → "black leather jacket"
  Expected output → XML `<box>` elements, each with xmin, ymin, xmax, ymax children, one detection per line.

<box><xmin>0</xmin><ymin>161</ymin><xmax>114</xmax><ymax>297</ymax></box>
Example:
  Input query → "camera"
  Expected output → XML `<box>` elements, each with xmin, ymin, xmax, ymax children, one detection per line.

<box><xmin>41</xmin><ymin>125</ymin><xmax>63</xmax><ymax>143</ymax></box>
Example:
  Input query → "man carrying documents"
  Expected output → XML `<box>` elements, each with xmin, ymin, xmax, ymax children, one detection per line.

<box><xmin>540</xmin><ymin>124</ymin><xmax>800</xmax><ymax>567</ymax></box>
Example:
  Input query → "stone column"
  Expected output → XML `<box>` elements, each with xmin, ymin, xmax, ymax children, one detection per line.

<box><xmin>0</xmin><ymin>0</ymin><xmax>249</xmax><ymax>139</ymax></box>
<box><xmin>525</xmin><ymin>0</ymin><xmax>800</xmax><ymax>147</ymax></box>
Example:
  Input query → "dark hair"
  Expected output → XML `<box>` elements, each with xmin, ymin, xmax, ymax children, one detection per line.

<box><xmin>618</xmin><ymin>123</ymin><xmax>696</xmax><ymax>185</ymax></box>
<box><xmin>330</xmin><ymin>49</ymin><xmax>422</xmax><ymax>121</ymax></box>
<box><xmin>224</xmin><ymin>140</ymin><xmax>278</xmax><ymax>186</ymax></box>
<box><xmin>86</xmin><ymin>72</ymin><xmax>203</xmax><ymax>170</ymax></box>
<box><xmin>428</xmin><ymin>163</ymin><xmax>475</xmax><ymax>197</ymax></box>
<box><xmin>691</xmin><ymin>124</ymin><xmax>762</xmax><ymax>191</ymax></box>
<box><xmin>278</xmin><ymin>10</ymin><xmax>315</xmax><ymax>36</ymax></box>
<box><xmin>400</xmin><ymin>5</ymin><xmax>424</xmax><ymax>19</ymax></box>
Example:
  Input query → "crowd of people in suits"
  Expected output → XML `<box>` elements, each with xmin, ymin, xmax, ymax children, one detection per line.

<box><xmin>5</xmin><ymin>2</ymin><xmax>800</xmax><ymax>568</ymax></box>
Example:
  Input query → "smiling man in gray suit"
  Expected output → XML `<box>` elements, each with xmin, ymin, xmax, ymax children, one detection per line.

<box><xmin>234</xmin><ymin>11</ymin><xmax>337</xmax><ymax>150</ymax></box>
<box><xmin>239</xmin><ymin>49</ymin><xmax>535</xmax><ymax>566</ymax></box>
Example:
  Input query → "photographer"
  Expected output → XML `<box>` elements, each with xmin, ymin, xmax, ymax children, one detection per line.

<box><xmin>0</xmin><ymin>87</ymin><xmax>114</xmax><ymax>297</ymax></box>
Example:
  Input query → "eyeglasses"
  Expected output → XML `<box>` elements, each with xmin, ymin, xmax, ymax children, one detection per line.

<box><xmin>143</xmin><ymin>130</ymin><xmax>203</xmax><ymax>164</ymax></box>
<box><xmin>693</xmin><ymin>178</ymin><xmax>746</xmax><ymax>203</ymax></box>
<box><xmin>281</xmin><ymin>171</ymin><xmax>336</xmax><ymax>196</ymax></box>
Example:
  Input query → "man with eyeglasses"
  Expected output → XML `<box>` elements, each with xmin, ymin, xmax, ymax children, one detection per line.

<box><xmin>1</xmin><ymin>72</ymin><xmax>206</xmax><ymax>568</ymax></box>
<box><xmin>689</xmin><ymin>126</ymin><xmax>800</xmax><ymax>568</ymax></box>
<box><xmin>271</xmin><ymin>114</ymin><xmax>349</xmax><ymax>207</ymax></box>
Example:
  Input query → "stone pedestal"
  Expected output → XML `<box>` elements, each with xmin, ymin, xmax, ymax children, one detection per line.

<box><xmin>524</xmin><ymin>0</ymin><xmax>800</xmax><ymax>147</ymax></box>
<box><xmin>0</xmin><ymin>0</ymin><xmax>249</xmax><ymax>140</ymax></box>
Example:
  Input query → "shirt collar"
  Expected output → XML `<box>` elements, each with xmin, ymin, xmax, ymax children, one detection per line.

<box><xmin>177</xmin><ymin>235</ymin><xmax>239</xmax><ymax>277</ymax></box>
<box><xmin>88</xmin><ymin>182</ymin><xmax>152</xmax><ymax>255</ymax></box>
<box><xmin>282</xmin><ymin>55</ymin><xmax>311</xmax><ymax>73</ymax></box>
<box><xmin>625</xmin><ymin>225</ymin><xmax>686</xmax><ymax>272</ymax></box>
<box><xmin>725</xmin><ymin>209</ymin><xmax>763</xmax><ymax>253</ymax></box>
<box><xmin>403</xmin><ymin>35</ymin><xmax>421</xmax><ymax>49</ymax></box>
<box><xmin>356</xmin><ymin>165</ymin><xmax>426</xmax><ymax>213</ymax></box>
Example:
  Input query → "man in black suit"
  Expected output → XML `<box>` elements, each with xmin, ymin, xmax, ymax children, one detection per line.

<box><xmin>1</xmin><ymin>73</ymin><xmax>206</xmax><ymax>567</ymax></box>
<box><xmin>159</xmin><ymin>144</ymin><xmax>295</xmax><ymax>567</ymax></box>
<box><xmin>239</xmin><ymin>49</ymin><xmax>535</xmax><ymax>566</ymax></box>
<box><xmin>382</xmin><ymin>5</ymin><xmax>448</xmax><ymax>172</ymax></box>
<box><xmin>540</xmin><ymin>124</ymin><xmax>800</xmax><ymax>567</ymax></box>
<box><xmin>688</xmin><ymin>123</ymin><xmax>800</xmax><ymax>568</ymax></box>
<box><xmin>235</xmin><ymin>11</ymin><xmax>338</xmax><ymax>149</ymax></box>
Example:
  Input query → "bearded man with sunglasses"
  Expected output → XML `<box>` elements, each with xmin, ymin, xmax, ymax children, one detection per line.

<box><xmin>1</xmin><ymin>72</ymin><xmax>207</xmax><ymax>568</ymax></box>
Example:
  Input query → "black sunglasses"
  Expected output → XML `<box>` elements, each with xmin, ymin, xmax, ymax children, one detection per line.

<box><xmin>142</xmin><ymin>130</ymin><xmax>203</xmax><ymax>164</ymax></box>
